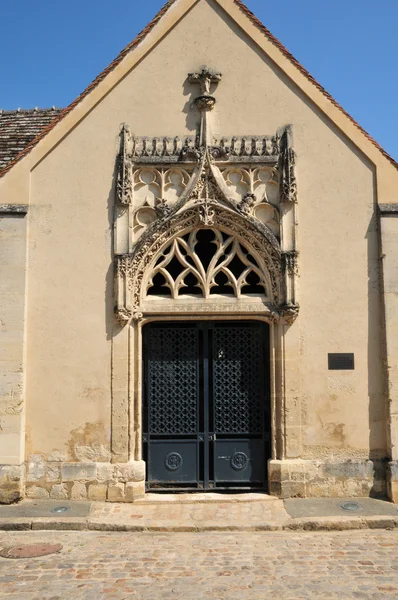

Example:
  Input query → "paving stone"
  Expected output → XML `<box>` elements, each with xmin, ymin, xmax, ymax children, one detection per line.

<box><xmin>0</xmin><ymin>530</ymin><xmax>397</xmax><ymax>599</ymax></box>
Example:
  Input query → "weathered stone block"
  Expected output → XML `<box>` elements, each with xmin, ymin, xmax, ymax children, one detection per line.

<box><xmin>61</xmin><ymin>463</ymin><xmax>97</xmax><ymax>482</ymax></box>
<box><xmin>27</xmin><ymin>456</ymin><xmax>45</xmax><ymax>482</ymax></box>
<box><xmin>306</xmin><ymin>483</ymin><xmax>330</xmax><ymax>498</ymax></box>
<box><xmin>280</xmin><ymin>481</ymin><xmax>306</xmax><ymax>499</ymax></box>
<box><xmin>0</xmin><ymin>464</ymin><xmax>24</xmax><ymax>485</ymax></box>
<box><xmin>389</xmin><ymin>481</ymin><xmax>398</xmax><ymax>504</ymax></box>
<box><xmin>0</xmin><ymin>467</ymin><xmax>8</xmax><ymax>486</ymax></box>
<box><xmin>46</xmin><ymin>464</ymin><xmax>61</xmax><ymax>482</ymax></box>
<box><xmin>71</xmin><ymin>482</ymin><xmax>87</xmax><ymax>500</ymax></box>
<box><xmin>0</xmin><ymin>464</ymin><xmax>24</xmax><ymax>504</ymax></box>
<box><xmin>26</xmin><ymin>485</ymin><xmax>49</xmax><ymax>499</ymax></box>
<box><xmin>370</xmin><ymin>479</ymin><xmax>386</xmax><ymax>497</ymax></box>
<box><xmin>88</xmin><ymin>484</ymin><xmax>107</xmax><ymax>501</ymax></box>
<box><xmin>322</xmin><ymin>460</ymin><xmax>373</xmax><ymax>480</ymax></box>
<box><xmin>7</xmin><ymin>465</ymin><xmax>25</xmax><ymax>482</ymax></box>
<box><xmin>97</xmin><ymin>463</ymin><xmax>114</xmax><ymax>482</ymax></box>
<box><xmin>50</xmin><ymin>484</ymin><xmax>68</xmax><ymax>500</ymax></box>
<box><xmin>268</xmin><ymin>481</ymin><xmax>281</xmax><ymax>496</ymax></box>
<box><xmin>288</xmin><ymin>460</ymin><xmax>306</xmax><ymax>482</ymax></box>
<box><xmin>268</xmin><ymin>460</ymin><xmax>282</xmax><ymax>483</ymax></box>
<box><xmin>107</xmin><ymin>483</ymin><xmax>125</xmax><ymax>502</ymax></box>
<box><xmin>48</xmin><ymin>451</ymin><xmax>68</xmax><ymax>462</ymax></box>
<box><xmin>304</xmin><ymin>461</ymin><xmax>322</xmax><ymax>482</ymax></box>
<box><xmin>389</xmin><ymin>460</ymin><xmax>398</xmax><ymax>478</ymax></box>
<box><xmin>0</xmin><ymin>489</ymin><xmax>21</xmax><ymax>504</ymax></box>
<box><xmin>125</xmin><ymin>481</ymin><xmax>145</xmax><ymax>501</ymax></box>
<box><xmin>113</xmin><ymin>461</ymin><xmax>145</xmax><ymax>483</ymax></box>
<box><xmin>74</xmin><ymin>445</ymin><xmax>111</xmax><ymax>463</ymax></box>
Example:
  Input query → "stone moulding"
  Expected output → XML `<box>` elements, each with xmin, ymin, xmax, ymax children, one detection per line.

<box><xmin>379</xmin><ymin>203</ymin><xmax>398</xmax><ymax>214</ymax></box>
<box><xmin>0</xmin><ymin>204</ymin><xmax>28</xmax><ymax>214</ymax></box>
<box><xmin>121</xmin><ymin>134</ymin><xmax>283</xmax><ymax>165</ymax></box>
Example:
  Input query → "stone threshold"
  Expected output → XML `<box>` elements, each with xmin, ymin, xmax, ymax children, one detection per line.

<box><xmin>135</xmin><ymin>492</ymin><xmax>274</xmax><ymax>504</ymax></box>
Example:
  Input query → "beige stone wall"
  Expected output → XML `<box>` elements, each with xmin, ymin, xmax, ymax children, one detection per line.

<box><xmin>1</xmin><ymin>0</ymin><xmax>390</xmax><ymax>494</ymax></box>
<box><xmin>0</xmin><ymin>212</ymin><xmax>27</xmax><ymax>502</ymax></box>
<box><xmin>379</xmin><ymin>213</ymin><xmax>398</xmax><ymax>501</ymax></box>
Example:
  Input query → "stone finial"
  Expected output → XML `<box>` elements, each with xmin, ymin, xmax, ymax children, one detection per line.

<box><xmin>188</xmin><ymin>66</ymin><xmax>222</xmax><ymax>112</ymax></box>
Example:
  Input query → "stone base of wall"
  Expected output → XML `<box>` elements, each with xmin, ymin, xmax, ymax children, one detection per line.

<box><xmin>387</xmin><ymin>461</ymin><xmax>398</xmax><ymax>503</ymax></box>
<box><xmin>0</xmin><ymin>464</ymin><xmax>25</xmax><ymax>504</ymax></box>
<box><xmin>268</xmin><ymin>459</ymin><xmax>387</xmax><ymax>499</ymax></box>
<box><xmin>2</xmin><ymin>458</ymin><xmax>390</xmax><ymax>503</ymax></box>
<box><xmin>23</xmin><ymin>458</ymin><xmax>146</xmax><ymax>502</ymax></box>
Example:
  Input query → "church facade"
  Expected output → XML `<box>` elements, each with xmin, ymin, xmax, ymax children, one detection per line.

<box><xmin>1</xmin><ymin>0</ymin><xmax>398</xmax><ymax>504</ymax></box>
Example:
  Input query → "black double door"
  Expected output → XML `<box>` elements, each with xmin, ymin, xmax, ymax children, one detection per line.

<box><xmin>143</xmin><ymin>321</ymin><xmax>270</xmax><ymax>490</ymax></box>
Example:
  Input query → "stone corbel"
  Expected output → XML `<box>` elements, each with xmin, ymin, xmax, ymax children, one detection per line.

<box><xmin>115</xmin><ymin>306</ymin><xmax>133</xmax><ymax>324</ymax></box>
<box><xmin>279</xmin><ymin>304</ymin><xmax>300</xmax><ymax>325</ymax></box>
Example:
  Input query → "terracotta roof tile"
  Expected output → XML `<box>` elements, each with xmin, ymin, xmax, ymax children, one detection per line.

<box><xmin>0</xmin><ymin>108</ymin><xmax>63</xmax><ymax>171</ymax></box>
<box><xmin>0</xmin><ymin>0</ymin><xmax>396</xmax><ymax>177</ymax></box>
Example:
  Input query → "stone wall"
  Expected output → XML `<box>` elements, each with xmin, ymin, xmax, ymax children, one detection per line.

<box><xmin>24</xmin><ymin>457</ymin><xmax>145</xmax><ymax>502</ymax></box>
<box><xmin>21</xmin><ymin>457</ymin><xmax>388</xmax><ymax>502</ymax></box>
<box><xmin>0</xmin><ymin>209</ymin><xmax>28</xmax><ymax>503</ymax></box>
<box><xmin>269</xmin><ymin>459</ymin><xmax>387</xmax><ymax>499</ymax></box>
<box><xmin>379</xmin><ymin>209</ymin><xmax>398</xmax><ymax>502</ymax></box>
<box><xmin>387</xmin><ymin>461</ymin><xmax>398</xmax><ymax>502</ymax></box>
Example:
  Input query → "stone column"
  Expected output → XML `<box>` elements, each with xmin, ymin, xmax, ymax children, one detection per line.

<box><xmin>0</xmin><ymin>206</ymin><xmax>28</xmax><ymax>503</ymax></box>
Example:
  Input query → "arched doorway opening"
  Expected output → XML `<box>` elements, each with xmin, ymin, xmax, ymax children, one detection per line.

<box><xmin>140</xmin><ymin>224</ymin><xmax>273</xmax><ymax>491</ymax></box>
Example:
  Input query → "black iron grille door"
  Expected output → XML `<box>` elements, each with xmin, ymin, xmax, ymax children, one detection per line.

<box><xmin>143</xmin><ymin>321</ymin><xmax>270</xmax><ymax>490</ymax></box>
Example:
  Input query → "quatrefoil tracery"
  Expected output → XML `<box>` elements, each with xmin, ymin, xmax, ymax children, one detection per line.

<box><xmin>134</xmin><ymin>166</ymin><xmax>191</xmax><ymax>206</ymax></box>
<box><xmin>146</xmin><ymin>228</ymin><xmax>270</xmax><ymax>300</ymax></box>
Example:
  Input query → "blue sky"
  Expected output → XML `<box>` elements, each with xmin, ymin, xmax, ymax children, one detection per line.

<box><xmin>1</xmin><ymin>0</ymin><xmax>397</xmax><ymax>160</ymax></box>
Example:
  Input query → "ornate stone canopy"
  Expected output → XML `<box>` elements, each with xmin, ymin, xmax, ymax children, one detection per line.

<box><xmin>114</xmin><ymin>67</ymin><xmax>299</xmax><ymax>324</ymax></box>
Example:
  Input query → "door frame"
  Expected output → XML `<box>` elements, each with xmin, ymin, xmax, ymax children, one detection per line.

<box><xmin>110</xmin><ymin>305</ymin><xmax>290</xmax><ymax>490</ymax></box>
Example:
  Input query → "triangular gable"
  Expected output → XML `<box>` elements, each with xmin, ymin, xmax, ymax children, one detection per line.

<box><xmin>0</xmin><ymin>0</ymin><xmax>396</xmax><ymax>179</ymax></box>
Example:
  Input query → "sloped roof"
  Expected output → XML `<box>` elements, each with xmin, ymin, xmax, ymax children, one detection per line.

<box><xmin>0</xmin><ymin>108</ymin><xmax>63</xmax><ymax>171</ymax></box>
<box><xmin>0</xmin><ymin>0</ymin><xmax>396</xmax><ymax>178</ymax></box>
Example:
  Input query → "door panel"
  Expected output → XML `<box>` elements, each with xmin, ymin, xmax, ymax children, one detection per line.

<box><xmin>214</xmin><ymin>439</ymin><xmax>265</xmax><ymax>483</ymax></box>
<box><xmin>148</xmin><ymin>440</ymin><xmax>199</xmax><ymax>484</ymax></box>
<box><xmin>143</xmin><ymin>321</ymin><xmax>269</xmax><ymax>491</ymax></box>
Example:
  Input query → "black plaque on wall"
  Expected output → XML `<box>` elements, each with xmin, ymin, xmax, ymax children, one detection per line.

<box><xmin>328</xmin><ymin>353</ymin><xmax>355</xmax><ymax>370</ymax></box>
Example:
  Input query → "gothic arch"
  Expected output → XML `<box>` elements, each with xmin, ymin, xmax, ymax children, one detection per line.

<box><xmin>116</xmin><ymin>204</ymin><xmax>283</xmax><ymax>318</ymax></box>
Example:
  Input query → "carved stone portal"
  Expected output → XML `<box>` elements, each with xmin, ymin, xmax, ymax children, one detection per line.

<box><xmin>114</xmin><ymin>67</ymin><xmax>299</xmax><ymax>324</ymax></box>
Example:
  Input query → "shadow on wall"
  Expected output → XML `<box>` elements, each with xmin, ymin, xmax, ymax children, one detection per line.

<box><xmin>367</xmin><ymin>174</ymin><xmax>388</xmax><ymax>497</ymax></box>
<box><xmin>105</xmin><ymin>150</ymin><xmax>118</xmax><ymax>342</ymax></box>
<box><xmin>182</xmin><ymin>77</ymin><xmax>200</xmax><ymax>134</ymax></box>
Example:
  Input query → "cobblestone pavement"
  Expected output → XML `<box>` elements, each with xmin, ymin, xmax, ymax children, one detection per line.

<box><xmin>0</xmin><ymin>530</ymin><xmax>398</xmax><ymax>599</ymax></box>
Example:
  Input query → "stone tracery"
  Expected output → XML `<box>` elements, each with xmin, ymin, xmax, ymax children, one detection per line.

<box><xmin>114</xmin><ymin>66</ymin><xmax>299</xmax><ymax>323</ymax></box>
<box><xmin>146</xmin><ymin>228</ymin><xmax>270</xmax><ymax>300</ymax></box>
